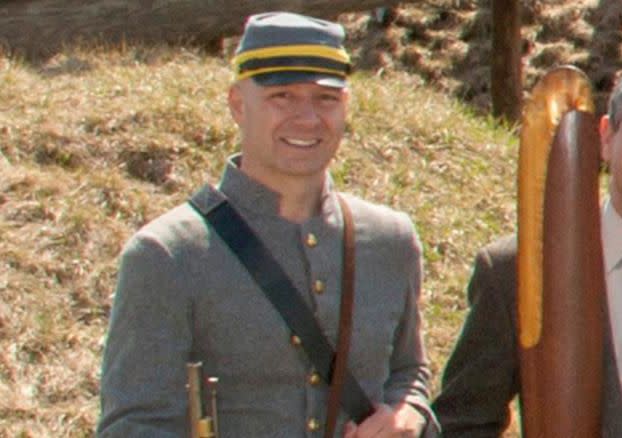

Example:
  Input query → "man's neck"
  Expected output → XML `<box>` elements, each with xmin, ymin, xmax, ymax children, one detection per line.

<box><xmin>277</xmin><ymin>177</ymin><xmax>325</xmax><ymax>223</ymax></box>
<box><xmin>237</xmin><ymin>159</ymin><xmax>328</xmax><ymax>223</ymax></box>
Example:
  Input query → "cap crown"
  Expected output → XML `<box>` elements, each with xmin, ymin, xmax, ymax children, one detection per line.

<box><xmin>236</xmin><ymin>12</ymin><xmax>346</xmax><ymax>52</ymax></box>
<box><xmin>232</xmin><ymin>12</ymin><xmax>351</xmax><ymax>87</ymax></box>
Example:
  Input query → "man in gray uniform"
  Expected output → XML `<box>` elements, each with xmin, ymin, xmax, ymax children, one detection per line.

<box><xmin>98</xmin><ymin>12</ymin><xmax>439</xmax><ymax>437</ymax></box>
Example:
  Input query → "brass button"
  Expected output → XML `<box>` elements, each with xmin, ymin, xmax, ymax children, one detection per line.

<box><xmin>308</xmin><ymin>372</ymin><xmax>321</xmax><ymax>386</ymax></box>
<box><xmin>290</xmin><ymin>334</ymin><xmax>302</xmax><ymax>346</ymax></box>
<box><xmin>307</xmin><ymin>417</ymin><xmax>321</xmax><ymax>432</ymax></box>
<box><xmin>313</xmin><ymin>280</ymin><xmax>325</xmax><ymax>294</ymax></box>
<box><xmin>306</xmin><ymin>233</ymin><xmax>318</xmax><ymax>247</ymax></box>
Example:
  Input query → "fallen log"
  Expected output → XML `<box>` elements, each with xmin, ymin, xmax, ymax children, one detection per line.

<box><xmin>0</xmin><ymin>0</ymin><xmax>404</xmax><ymax>59</ymax></box>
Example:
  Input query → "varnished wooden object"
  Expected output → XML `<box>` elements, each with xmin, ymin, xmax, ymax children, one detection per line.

<box><xmin>518</xmin><ymin>66</ymin><xmax>606</xmax><ymax>437</ymax></box>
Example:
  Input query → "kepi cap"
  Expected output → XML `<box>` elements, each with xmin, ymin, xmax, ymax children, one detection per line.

<box><xmin>232</xmin><ymin>12</ymin><xmax>352</xmax><ymax>88</ymax></box>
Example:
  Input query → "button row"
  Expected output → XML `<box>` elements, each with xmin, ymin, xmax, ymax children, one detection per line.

<box><xmin>313</xmin><ymin>279</ymin><xmax>325</xmax><ymax>294</ymax></box>
<box><xmin>306</xmin><ymin>233</ymin><xmax>318</xmax><ymax>247</ymax></box>
<box><xmin>308</xmin><ymin>371</ymin><xmax>321</xmax><ymax>386</ymax></box>
<box><xmin>307</xmin><ymin>417</ymin><xmax>321</xmax><ymax>432</ymax></box>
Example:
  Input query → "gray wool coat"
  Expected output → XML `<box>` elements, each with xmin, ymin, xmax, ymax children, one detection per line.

<box><xmin>433</xmin><ymin>234</ymin><xmax>622</xmax><ymax>437</ymax></box>
<box><xmin>97</xmin><ymin>156</ymin><xmax>439</xmax><ymax>437</ymax></box>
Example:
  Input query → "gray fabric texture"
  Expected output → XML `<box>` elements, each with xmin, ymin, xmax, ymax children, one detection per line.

<box><xmin>97</xmin><ymin>155</ymin><xmax>439</xmax><ymax>437</ymax></box>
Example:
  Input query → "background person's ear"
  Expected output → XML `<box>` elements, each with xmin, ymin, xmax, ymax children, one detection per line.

<box><xmin>600</xmin><ymin>115</ymin><xmax>614</xmax><ymax>163</ymax></box>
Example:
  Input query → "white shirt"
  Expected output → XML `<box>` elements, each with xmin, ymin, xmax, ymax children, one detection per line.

<box><xmin>603</xmin><ymin>198</ymin><xmax>622</xmax><ymax>385</ymax></box>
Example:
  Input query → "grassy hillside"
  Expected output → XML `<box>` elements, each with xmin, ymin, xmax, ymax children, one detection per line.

<box><xmin>5</xmin><ymin>0</ymin><xmax>621</xmax><ymax>433</ymax></box>
<box><xmin>0</xmin><ymin>44</ymin><xmax>519</xmax><ymax>436</ymax></box>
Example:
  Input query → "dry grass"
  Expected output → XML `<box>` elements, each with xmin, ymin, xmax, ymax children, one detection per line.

<box><xmin>6</xmin><ymin>0</ymin><xmax>621</xmax><ymax>434</ymax></box>
<box><xmin>0</xmin><ymin>42</ymin><xmax>519</xmax><ymax>436</ymax></box>
<box><xmin>1</xmin><ymin>48</ymin><xmax>233</xmax><ymax>437</ymax></box>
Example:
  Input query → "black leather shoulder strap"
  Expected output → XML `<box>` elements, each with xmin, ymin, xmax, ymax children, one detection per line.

<box><xmin>188</xmin><ymin>193</ymin><xmax>373</xmax><ymax>424</ymax></box>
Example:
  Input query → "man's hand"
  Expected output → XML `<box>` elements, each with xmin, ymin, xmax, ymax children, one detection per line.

<box><xmin>343</xmin><ymin>402</ymin><xmax>427</xmax><ymax>437</ymax></box>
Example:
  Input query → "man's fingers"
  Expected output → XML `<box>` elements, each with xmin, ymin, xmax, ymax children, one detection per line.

<box><xmin>355</xmin><ymin>403</ymin><xmax>395</xmax><ymax>437</ymax></box>
<box><xmin>343</xmin><ymin>420</ymin><xmax>357</xmax><ymax>438</ymax></box>
<box><xmin>345</xmin><ymin>403</ymin><xmax>426</xmax><ymax>438</ymax></box>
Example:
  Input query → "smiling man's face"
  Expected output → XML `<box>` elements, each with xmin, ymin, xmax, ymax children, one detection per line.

<box><xmin>228</xmin><ymin>78</ymin><xmax>348</xmax><ymax>189</ymax></box>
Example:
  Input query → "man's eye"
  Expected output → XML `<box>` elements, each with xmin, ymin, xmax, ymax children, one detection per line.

<box><xmin>319</xmin><ymin>94</ymin><xmax>339</xmax><ymax>103</ymax></box>
<box><xmin>270</xmin><ymin>92</ymin><xmax>290</xmax><ymax>99</ymax></box>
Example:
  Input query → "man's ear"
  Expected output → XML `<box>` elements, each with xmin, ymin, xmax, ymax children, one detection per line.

<box><xmin>228</xmin><ymin>84</ymin><xmax>244</xmax><ymax>125</ymax></box>
<box><xmin>342</xmin><ymin>86</ymin><xmax>351</xmax><ymax>109</ymax></box>
<box><xmin>600</xmin><ymin>114</ymin><xmax>613</xmax><ymax>163</ymax></box>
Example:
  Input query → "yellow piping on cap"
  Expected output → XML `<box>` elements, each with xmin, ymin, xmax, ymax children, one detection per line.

<box><xmin>235</xmin><ymin>66</ymin><xmax>347</xmax><ymax>82</ymax></box>
<box><xmin>232</xmin><ymin>44</ymin><xmax>350</xmax><ymax>69</ymax></box>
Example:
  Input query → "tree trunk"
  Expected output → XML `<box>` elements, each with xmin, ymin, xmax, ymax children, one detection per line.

<box><xmin>0</xmin><ymin>0</ymin><xmax>404</xmax><ymax>59</ymax></box>
<box><xmin>491</xmin><ymin>0</ymin><xmax>522</xmax><ymax>123</ymax></box>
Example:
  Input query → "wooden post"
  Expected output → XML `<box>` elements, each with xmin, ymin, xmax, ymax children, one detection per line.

<box><xmin>491</xmin><ymin>0</ymin><xmax>522</xmax><ymax>122</ymax></box>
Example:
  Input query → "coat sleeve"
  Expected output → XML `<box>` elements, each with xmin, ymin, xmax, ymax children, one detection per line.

<box><xmin>432</xmin><ymin>242</ymin><xmax>520</xmax><ymax>438</ymax></box>
<box><xmin>97</xmin><ymin>232</ymin><xmax>193</xmax><ymax>437</ymax></box>
<box><xmin>384</xmin><ymin>226</ymin><xmax>441</xmax><ymax>437</ymax></box>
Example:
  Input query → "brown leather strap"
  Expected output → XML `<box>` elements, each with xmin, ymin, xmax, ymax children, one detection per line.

<box><xmin>324</xmin><ymin>195</ymin><xmax>356</xmax><ymax>438</ymax></box>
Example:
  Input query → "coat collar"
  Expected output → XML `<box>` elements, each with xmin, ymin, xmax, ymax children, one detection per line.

<box><xmin>217</xmin><ymin>154</ymin><xmax>339</xmax><ymax>223</ymax></box>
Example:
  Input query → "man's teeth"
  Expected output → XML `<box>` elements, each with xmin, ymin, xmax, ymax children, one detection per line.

<box><xmin>285</xmin><ymin>138</ymin><xmax>318</xmax><ymax>146</ymax></box>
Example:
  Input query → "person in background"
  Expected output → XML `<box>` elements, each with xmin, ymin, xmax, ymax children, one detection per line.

<box><xmin>97</xmin><ymin>11</ymin><xmax>439</xmax><ymax>438</ymax></box>
<box><xmin>432</xmin><ymin>80</ymin><xmax>622</xmax><ymax>437</ymax></box>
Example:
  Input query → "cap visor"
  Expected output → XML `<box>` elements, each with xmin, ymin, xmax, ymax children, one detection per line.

<box><xmin>251</xmin><ymin>71</ymin><xmax>346</xmax><ymax>88</ymax></box>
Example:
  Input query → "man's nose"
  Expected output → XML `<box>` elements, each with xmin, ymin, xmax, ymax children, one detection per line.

<box><xmin>293</xmin><ymin>99</ymin><xmax>321</xmax><ymax>125</ymax></box>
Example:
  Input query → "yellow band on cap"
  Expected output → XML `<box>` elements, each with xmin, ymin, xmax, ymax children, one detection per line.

<box><xmin>235</xmin><ymin>65</ymin><xmax>347</xmax><ymax>82</ymax></box>
<box><xmin>232</xmin><ymin>44</ymin><xmax>350</xmax><ymax>69</ymax></box>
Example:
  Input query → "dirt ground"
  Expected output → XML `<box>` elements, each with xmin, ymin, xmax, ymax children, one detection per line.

<box><xmin>340</xmin><ymin>0</ymin><xmax>622</xmax><ymax>118</ymax></box>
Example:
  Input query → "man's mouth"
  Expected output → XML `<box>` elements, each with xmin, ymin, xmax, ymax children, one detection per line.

<box><xmin>282</xmin><ymin>137</ymin><xmax>320</xmax><ymax>148</ymax></box>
